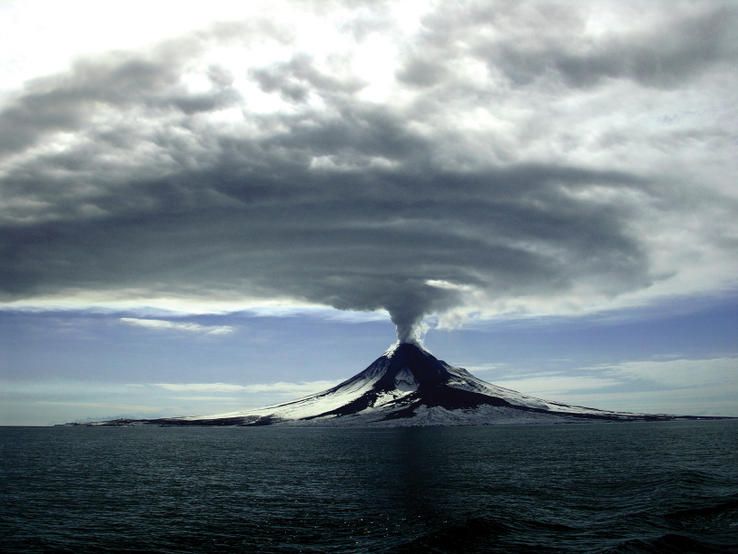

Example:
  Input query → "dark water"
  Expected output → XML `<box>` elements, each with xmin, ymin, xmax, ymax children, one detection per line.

<box><xmin>1</xmin><ymin>421</ymin><xmax>737</xmax><ymax>553</ymax></box>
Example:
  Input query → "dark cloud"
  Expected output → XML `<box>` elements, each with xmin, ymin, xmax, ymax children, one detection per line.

<box><xmin>1</xmin><ymin>2</ymin><xmax>735</xmax><ymax>341</ymax></box>
<box><xmin>0</xmin><ymin>51</ymin><xmax>240</xmax><ymax>156</ymax></box>
<box><xmin>0</xmin><ymin>20</ymin><xmax>280</xmax><ymax>159</ymax></box>
<box><xmin>0</xmin><ymin>103</ymin><xmax>651</xmax><ymax>341</ymax></box>
<box><xmin>397</xmin><ymin>57</ymin><xmax>448</xmax><ymax>88</ymax></box>
<box><xmin>404</xmin><ymin>2</ymin><xmax>738</xmax><ymax>90</ymax></box>
<box><xmin>250</xmin><ymin>55</ymin><xmax>362</xmax><ymax>103</ymax></box>
<box><xmin>497</xmin><ymin>7</ymin><xmax>737</xmax><ymax>89</ymax></box>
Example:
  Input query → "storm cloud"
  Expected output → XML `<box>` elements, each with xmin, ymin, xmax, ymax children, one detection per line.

<box><xmin>1</xmin><ymin>1</ymin><xmax>736</xmax><ymax>341</ymax></box>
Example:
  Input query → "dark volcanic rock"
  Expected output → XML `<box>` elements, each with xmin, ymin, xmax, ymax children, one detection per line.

<box><xmin>88</xmin><ymin>343</ymin><xmax>727</xmax><ymax>427</ymax></box>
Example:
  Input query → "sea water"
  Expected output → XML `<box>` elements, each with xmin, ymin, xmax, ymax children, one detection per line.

<box><xmin>1</xmin><ymin>421</ymin><xmax>737</xmax><ymax>552</ymax></box>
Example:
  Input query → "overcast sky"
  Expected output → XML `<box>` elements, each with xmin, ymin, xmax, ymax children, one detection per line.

<box><xmin>1</xmin><ymin>0</ymin><xmax>736</xmax><ymax>424</ymax></box>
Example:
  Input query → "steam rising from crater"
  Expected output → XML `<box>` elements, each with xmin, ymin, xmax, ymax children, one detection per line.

<box><xmin>389</xmin><ymin>303</ymin><xmax>429</xmax><ymax>345</ymax></box>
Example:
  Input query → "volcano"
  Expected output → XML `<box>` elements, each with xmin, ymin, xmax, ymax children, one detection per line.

<box><xmin>101</xmin><ymin>342</ymin><xmax>696</xmax><ymax>427</ymax></box>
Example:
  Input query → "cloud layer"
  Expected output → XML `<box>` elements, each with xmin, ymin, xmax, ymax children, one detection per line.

<box><xmin>1</xmin><ymin>1</ymin><xmax>736</xmax><ymax>340</ymax></box>
<box><xmin>120</xmin><ymin>317</ymin><xmax>234</xmax><ymax>335</ymax></box>
<box><xmin>489</xmin><ymin>356</ymin><xmax>738</xmax><ymax>416</ymax></box>
<box><xmin>153</xmin><ymin>380</ymin><xmax>338</xmax><ymax>395</ymax></box>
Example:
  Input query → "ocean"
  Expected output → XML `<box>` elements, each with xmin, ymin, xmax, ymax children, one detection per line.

<box><xmin>1</xmin><ymin>421</ymin><xmax>737</xmax><ymax>552</ymax></box>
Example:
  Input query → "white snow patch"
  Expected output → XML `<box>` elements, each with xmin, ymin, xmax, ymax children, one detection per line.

<box><xmin>283</xmin><ymin>404</ymin><xmax>574</xmax><ymax>427</ymax></box>
<box><xmin>383</xmin><ymin>341</ymin><xmax>401</xmax><ymax>357</ymax></box>
<box><xmin>186</xmin><ymin>360</ymin><xmax>390</xmax><ymax>421</ymax></box>
<box><xmin>394</xmin><ymin>368</ymin><xmax>417</xmax><ymax>392</ymax></box>
<box><xmin>442</xmin><ymin>364</ymin><xmax>624</xmax><ymax>415</ymax></box>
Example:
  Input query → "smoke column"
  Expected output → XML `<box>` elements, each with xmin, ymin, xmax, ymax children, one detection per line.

<box><xmin>390</xmin><ymin>308</ymin><xmax>424</xmax><ymax>345</ymax></box>
<box><xmin>385</xmin><ymin>284</ymin><xmax>461</xmax><ymax>344</ymax></box>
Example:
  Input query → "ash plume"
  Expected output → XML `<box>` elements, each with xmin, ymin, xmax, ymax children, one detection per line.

<box><xmin>1</xmin><ymin>2</ymin><xmax>736</xmax><ymax>330</ymax></box>
<box><xmin>385</xmin><ymin>286</ymin><xmax>461</xmax><ymax>344</ymax></box>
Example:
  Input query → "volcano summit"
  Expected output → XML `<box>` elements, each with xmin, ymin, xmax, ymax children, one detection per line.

<box><xmin>100</xmin><ymin>343</ymin><xmax>698</xmax><ymax>427</ymax></box>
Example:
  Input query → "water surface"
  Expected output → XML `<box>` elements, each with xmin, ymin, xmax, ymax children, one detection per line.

<box><xmin>2</xmin><ymin>421</ymin><xmax>737</xmax><ymax>552</ymax></box>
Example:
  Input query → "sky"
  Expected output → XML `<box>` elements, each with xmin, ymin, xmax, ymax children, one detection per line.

<box><xmin>1</xmin><ymin>0</ymin><xmax>736</xmax><ymax>425</ymax></box>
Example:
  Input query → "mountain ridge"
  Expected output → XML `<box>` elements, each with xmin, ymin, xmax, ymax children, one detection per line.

<box><xmin>88</xmin><ymin>342</ymin><xmax>725</xmax><ymax>427</ymax></box>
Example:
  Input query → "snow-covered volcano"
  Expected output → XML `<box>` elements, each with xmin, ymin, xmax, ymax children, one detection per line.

<box><xmin>105</xmin><ymin>342</ymin><xmax>685</xmax><ymax>427</ymax></box>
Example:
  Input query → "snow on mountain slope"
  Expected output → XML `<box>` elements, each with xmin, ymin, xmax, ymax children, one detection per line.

<box><xmin>154</xmin><ymin>342</ymin><xmax>672</xmax><ymax>426</ymax></box>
